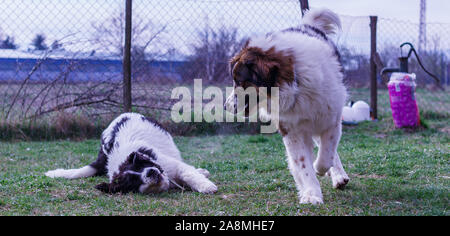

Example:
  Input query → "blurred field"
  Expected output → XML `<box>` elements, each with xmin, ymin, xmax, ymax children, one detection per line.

<box><xmin>1</xmin><ymin>82</ymin><xmax>449</xmax><ymax>140</ymax></box>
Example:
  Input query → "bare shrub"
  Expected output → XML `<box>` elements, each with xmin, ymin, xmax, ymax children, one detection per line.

<box><xmin>339</xmin><ymin>45</ymin><xmax>370</xmax><ymax>88</ymax></box>
<box><xmin>91</xmin><ymin>9</ymin><xmax>170</xmax><ymax>83</ymax></box>
<box><xmin>54</xmin><ymin>111</ymin><xmax>95</xmax><ymax>137</ymax></box>
<box><xmin>181</xmin><ymin>24</ymin><xmax>247</xmax><ymax>84</ymax></box>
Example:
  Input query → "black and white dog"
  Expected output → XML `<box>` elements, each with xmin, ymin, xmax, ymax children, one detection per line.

<box><xmin>45</xmin><ymin>113</ymin><xmax>218</xmax><ymax>194</ymax></box>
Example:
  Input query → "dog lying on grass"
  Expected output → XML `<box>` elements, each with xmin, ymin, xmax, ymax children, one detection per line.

<box><xmin>45</xmin><ymin>113</ymin><xmax>218</xmax><ymax>194</ymax></box>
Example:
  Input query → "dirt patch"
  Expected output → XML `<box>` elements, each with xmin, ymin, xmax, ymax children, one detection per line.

<box><xmin>220</xmin><ymin>194</ymin><xmax>245</xmax><ymax>200</ymax></box>
<box><xmin>0</xmin><ymin>203</ymin><xmax>11</xmax><ymax>212</ymax></box>
<box><xmin>439</xmin><ymin>127</ymin><xmax>450</xmax><ymax>134</ymax></box>
<box><xmin>374</xmin><ymin>133</ymin><xmax>388</xmax><ymax>139</ymax></box>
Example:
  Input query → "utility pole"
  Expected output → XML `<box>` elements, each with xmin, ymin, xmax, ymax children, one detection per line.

<box><xmin>123</xmin><ymin>0</ymin><xmax>133</xmax><ymax>112</ymax></box>
<box><xmin>299</xmin><ymin>0</ymin><xmax>309</xmax><ymax>16</ymax></box>
<box><xmin>419</xmin><ymin>0</ymin><xmax>427</xmax><ymax>52</ymax></box>
<box><xmin>370</xmin><ymin>16</ymin><xmax>378</xmax><ymax>120</ymax></box>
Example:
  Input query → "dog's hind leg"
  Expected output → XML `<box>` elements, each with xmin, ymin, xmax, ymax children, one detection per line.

<box><xmin>88</xmin><ymin>148</ymin><xmax>108</xmax><ymax>177</ymax></box>
<box><xmin>45</xmin><ymin>148</ymin><xmax>107</xmax><ymax>179</ymax></box>
<box><xmin>45</xmin><ymin>166</ymin><xmax>97</xmax><ymax>179</ymax></box>
<box><xmin>327</xmin><ymin>153</ymin><xmax>350</xmax><ymax>190</ymax></box>
<box><xmin>314</xmin><ymin>123</ymin><xmax>342</xmax><ymax>176</ymax></box>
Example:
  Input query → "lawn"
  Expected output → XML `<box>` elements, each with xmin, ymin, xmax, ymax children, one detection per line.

<box><xmin>0</xmin><ymin>116</ymin><xmax>448</xmax><ymax>216</ymax></box>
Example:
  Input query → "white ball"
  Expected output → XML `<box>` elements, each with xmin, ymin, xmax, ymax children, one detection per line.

<box><xmin>352</xmin><ymin>101</ymin><xmax>371</xmax><ymax>122</ymax></box>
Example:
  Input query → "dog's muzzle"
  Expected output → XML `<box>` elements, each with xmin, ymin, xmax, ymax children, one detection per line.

<box><xmin>224</xmin><ymin>90</ymin><xmax>251</xmax><ymax>116</ymax></box>
<box><xmin>143</xmin><ymin>167</ymin><xmax>162</xmax><ymax>184</ymax></box>
<box><xmin>224</xmin><ymin>92</ymin><xmax>238</xmax><ymax>115</ymax></box>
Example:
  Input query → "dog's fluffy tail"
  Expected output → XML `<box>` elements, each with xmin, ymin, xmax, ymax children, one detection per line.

<box><xmin>45</xmin><ymin>166</ymin><xmax>97</xmax><ymax>179</ymax></box>
<box><xmin>302</xmin><ymin>8</ymin><xmax>342</xmax><ymax>35</ymax></box>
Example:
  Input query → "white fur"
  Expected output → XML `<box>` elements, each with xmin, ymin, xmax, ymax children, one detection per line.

<box><xmin>45</xmin><ymin>113</ymin><xmax>218</xmax><ymax>194</ymax></box>
<box><xmin>302</xmin><ymin>7</ymin><xmax>342</xmax><ymax>35</ymax></box>
<box><xmin>226</xmin><ymin>8</ymin><xmax>350</xmax><ymax>204</ymax></box>
<box><xmin>45</xmin><ymin>166</ymin><xmax>97</xmax><ymax>179</ymax></box>
<box><xmin>102</xmin><ymin>113</ymin><xmax>181</xmax><ymax>182</ymax></box>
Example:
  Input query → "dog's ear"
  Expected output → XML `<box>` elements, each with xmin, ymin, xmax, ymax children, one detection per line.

<box><xmin>126</xmin><ymin>152</ymin><xmax>139</xmax><ymax>165</ymax></box>
<box><xmin>229</xmin><ymin>56</ymin><xmax>242</xmax><ymax>79</ymax></box>
<box><xmin>266</xmin><ymin>62</ymin><xmax>280</xmax><ymax>88</ymax></box>
<box><xmin>127</xmin><ymin>152</ymin><xmax>151</xmax><ymax>168</ymax></box>
<box><xmin>96</xmin><ymin>182</ymin><xmax>115</xmax><ymax>194</ymax></box>
<box><xmin>95</xmin><ymin>182</ymin><xmax>110</xmax><ymax>193</ymax></box>
<box><xmin>230</xmin><ymin>39</ymin><xmax>251</xmax><ymax>79</ymax></box>
<box><xmin>247</xmin><ymin>47</ymin><xmax>280</xmax><ymax>88</ymax></box>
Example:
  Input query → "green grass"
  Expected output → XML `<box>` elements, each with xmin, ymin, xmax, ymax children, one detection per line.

<box><xmin>0</xmin><ymin>116</ymin><xmax>448</xmax><ymax>216</ymax></box>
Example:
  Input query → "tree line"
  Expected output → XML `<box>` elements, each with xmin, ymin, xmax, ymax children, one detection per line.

<box><xmin>0</xmin><ymin>32</ymin><xmax>62</xmax><ymax>51</ymax></box>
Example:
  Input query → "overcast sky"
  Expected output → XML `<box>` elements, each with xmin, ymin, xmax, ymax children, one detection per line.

<box><xmin>0</xmin><ymin>0</ymin><xmax>448</xmax><ymax>55</ymax></box>
<box><xmin>312</xmin><ymin>0</ymin><xmax>450</xmax><ymax>23</ymax></box>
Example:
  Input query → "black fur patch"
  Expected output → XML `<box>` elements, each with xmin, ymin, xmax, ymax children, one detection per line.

<box><xmin>104</xmin><ymin>117</ymin><xmax>130</xmax><ymax>154</ymax></box>
<box><xmin>137</xmin><ymin>147</ymin><xmax>157</xmax><ymax>160</ymax></box>
<box><xmin>96</xmin><ymin>172</ymin><xmax>142</xmax><ymax>194</ymax></box>
<box><xmin>122</xmin><ymin>152</ymin><xmax>163</xmax><ymax>174</ymax></box>
<box><xmin>141</xmin><ymin>115</ymin><xmax>169</xmax><ymax>135</ymax></box>
<box><xmin>96</xmin><ymin>151</ymin><xmax>163</xmax><ymax>194</ymax></box>
<box><xmin>281</xmin><ymin>25</ymin><xmax>343</xmax><ymax>67</ymax></box>
<box><xmin>89</xmin><ymin>148</ymin><xmax>108</xmax><ymax>176</ymax></box>
<box><xmin>282</xmin><ymin>25</ymin><xmax>328</xmax><ymax>41</ymax></box>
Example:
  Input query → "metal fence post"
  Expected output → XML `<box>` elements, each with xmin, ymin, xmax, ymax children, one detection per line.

<box><xmin>123</xmin><ymin>0</ymin><xmax>133</xmax><ymax>113</ymax></box>
<box><xmin>370</xmin><ymin>16</ymin><xmax>378</xmax><ymax>120</ymax></box>
<box><xmin>299</xmin><ymin>0</ymin><xmax>309</xmax><ymax>16</ymax></box>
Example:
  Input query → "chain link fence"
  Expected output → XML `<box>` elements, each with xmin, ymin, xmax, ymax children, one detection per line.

<box><xmin>0</xmin><ymin>0</ymin><xmax>124</xmax><ymax>140</ymax></box>
<box><xmin>0</xmin><ymin>0</ymin><xmax>448</xmax><ymax>139</ymax></box>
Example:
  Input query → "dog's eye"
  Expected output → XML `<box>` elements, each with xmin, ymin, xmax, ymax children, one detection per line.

<box><xmin>151</xmin><ymin>162</ymin><xmax>164</xmax><ymax>174</ymax></box>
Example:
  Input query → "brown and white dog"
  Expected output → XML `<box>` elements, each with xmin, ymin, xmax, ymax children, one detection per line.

<box><xmin>225</xmin><ymin>8</ymin><xmax>350</xmax><ymax>204</ymax></box>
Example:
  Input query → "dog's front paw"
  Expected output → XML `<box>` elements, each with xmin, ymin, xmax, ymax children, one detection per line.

<box><xmin>299</xmin><ymin>195</ymin><xmax>324</xmax><ymax>205</ymax></box>
<box><xmin>194</xmin><ymin>181</ymin><xmax>218</xmax><ymax>194</ymax></box>
<box><xmin>197</xmin><ymin>168</ymin><xmax>211</xmax><ymax>178</ymax></box>
<box><xmin>299</xmin><ymin>190</ymin><xmax>323</xmax><ymax>205</ymax></box>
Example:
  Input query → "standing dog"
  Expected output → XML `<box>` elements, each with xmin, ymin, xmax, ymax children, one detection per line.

<box><xmin>45</xmin><ymin>113</ymin><xmax>218</xmax><ymax>194</ymax></box>
<box><xmin>225</xmin><ymin>8</ymin><xmax>350</xmax><ymax>204</ymax></box>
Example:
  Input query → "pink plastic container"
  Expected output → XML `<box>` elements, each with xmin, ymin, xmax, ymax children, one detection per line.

<box><xmin>387</xmin><ymin>73</ymin><xmax>421</xmax><ymax>128</ymax></box>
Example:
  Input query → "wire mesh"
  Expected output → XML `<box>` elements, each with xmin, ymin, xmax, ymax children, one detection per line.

<box><xmin>0</xmin><ymin>0</ymin><xmax>448</xmax><ymax>138</ymax></box>
<box><xmin>0</xmin><ymin>0</ymin><xmax>124</xmax><ymax>126</ymax></box>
